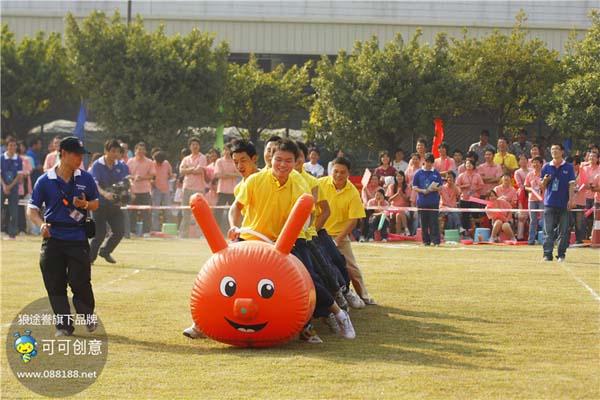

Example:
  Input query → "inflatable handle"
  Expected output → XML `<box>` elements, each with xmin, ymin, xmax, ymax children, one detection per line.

<box><xmin>190</xmin><ymin>193</ymin><xmax>228</xmax><ymax>253</ymax></box>
<box><xmin>275</xmin><ymin>194</ymin><xmax>314</xmax><ymax>255</ymax></box>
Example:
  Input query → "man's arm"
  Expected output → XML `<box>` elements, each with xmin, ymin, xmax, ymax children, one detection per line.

<box><xmin>227</xmin><ymin>200</ymin><xmax>244</xmax><ymax>240</ymax></box>
<box><xmin>334</xmin><ymin>218</ymin><xmax>358</xmax><ymax>246</ymax></box>
<box><xmin>27</xmin><ymin>206</ymin><xmax>51</xmax><ymax>238</ymax></box>
<box><xmin>314</xmin><ymin>199</ymin><xmax>330</xmax><ymax>231</ymax></box>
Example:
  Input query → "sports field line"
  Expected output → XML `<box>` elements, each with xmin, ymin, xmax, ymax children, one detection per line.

<box><xmin>96</xmin><ymin>268</ymin><xmax>141</xmax><ymax>288</ymax></box>
<box><xmin>562</xmin><ymin>264</ymin><xmax>600</xmax><ymax>303</ymax></box>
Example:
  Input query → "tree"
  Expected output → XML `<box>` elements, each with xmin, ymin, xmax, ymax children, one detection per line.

<box><xmin>65</xmin><ymin>11</ymin><xmax>229</xmax><ymax>149</ymax></box>
<box><xmin>308</xmin><ymin>31</ymin><xmax>460</xmax><ymax>153</ymax></box>
<box><xmin>1</xmin><ymin>24</ymin><xmax>76</xmax><ymax>138</ymax></box>
<box><xmin>451</xmin><ymin>13</ymin><xmax>561</xmax><ymax>136</ymax></box>
<box><xmin>545</xmin><ymin>10</ymin><xmax>600</xmax><ymax>146</ymax></box>
<box><xmin>224</xmin><ymin>55</ymin><xmax>311</xmax><ymax>145</ymax></box>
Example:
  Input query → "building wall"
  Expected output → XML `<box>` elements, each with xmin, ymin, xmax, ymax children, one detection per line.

<box><xmin>2</xmin><ymin>1</ymin><xmax>597</xmax><ymax>55</ymax></box>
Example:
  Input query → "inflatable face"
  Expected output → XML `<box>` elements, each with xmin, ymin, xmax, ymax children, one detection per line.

<box><xmin>189</xmin><ymin>193</ymin><xmax>316</xmax><ymax>347</ymax></box>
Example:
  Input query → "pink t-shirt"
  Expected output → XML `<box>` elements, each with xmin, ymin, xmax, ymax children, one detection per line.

<box><xmin>433</xmin><ymin>157</ymin><xmax>456</xmax><ymax>175</ymax></box>
<box><xmin>493</xmin><ymin>184</ymin><xmax>518</xmax><ymax>206</ymax></box>
<box><xmin>386</xmin><ymin>184</ymin><xmax>411</xmax><ymax>207</ymax></box>
<box><xmin>456</xmin><ymin>171</ymin><xmax>484</xmax><ymax>200</ymax></box>
<box><xmin>18</xmin><ymin>155</ymin><xmax>32</xmax><ymax>196</ymax></box>
<box><xmin>593</xmin><ymin>174</ymin><xmax>600</xmax><ymax>204</ymax></box>
<box><xmin>486</xmin><ymin>198</ymin><xmax>512</xmax><ymax>222</ymax></box>
<box><xmin>43</xmin><ymin>152</ymin><xmax>58</xmax><ymax>171</ymax></box>
<box><xmin>153</xmin><ymin>160</ymin><xmax>173</xmax><ymax>194</ymax></box>
<box><xmin>477</xmin><ymin>162</ymin><xmax>503</xmax><ymax>196</ymax></box>
<box><xmin>127</xmin><ymin>157</ymin><xmax>156</xmax><ymax>194</ymax></box>
<box><xmin>205</xmin><ymin>189</ymin><xmax>218</xmax><ymax>206</ymax></box>
<box><xmin>514</xmin><ymin>168</ymin><xmax>530</xmax><ymax>190</ymax></box>
<box><xmin>180</xmin><ymin>153</ymin><xmax>208</xmax><ymax>191</ymax></box>
<box><xmin>361</xmin><ymin>185</ymin><xmax>382</xmax><ymax>207</ymax></box>
<box><xmin>583</xmin><ymin>165</ymin><xmax>600</xmax><ymax>200</ymax></box>
<box><xmin>214</xmin><ymin>157</ymin><xmax>238</xmax><ymax>194</ymax></box>
<box><xmin>573</xmin><ymin>171</ymin><xmax>587</xmax><ymax>207</ymax></box>
<box><xmin>524</xmin><ymin>170</ymin><xmax>543</xmax><ymax>202</ymax></box>
<box><xmin>440</xmin><ymin>183</ymin><xmax>460</xmax><ymax>207</ymax></box>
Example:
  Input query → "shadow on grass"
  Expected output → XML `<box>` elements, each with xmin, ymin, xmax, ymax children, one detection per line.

<box><xmin>107</xmin><ymin>304</ymin><xmax>506</xmax><ymax>371</ymax></box>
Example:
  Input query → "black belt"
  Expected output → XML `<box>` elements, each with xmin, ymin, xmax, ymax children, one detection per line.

<box><xmin>47</xmin><ymin>221</ymin><xmax>84</xmax><ymax>227</ymax></box>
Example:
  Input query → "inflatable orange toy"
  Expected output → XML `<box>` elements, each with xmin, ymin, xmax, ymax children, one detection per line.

<box><xmin>189</xmin><ymin>193</ymin><xmax>316</xmax><ymax>347</ymax></box>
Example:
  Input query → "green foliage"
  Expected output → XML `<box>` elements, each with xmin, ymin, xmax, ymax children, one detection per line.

<box><xmin>65</xmin><ymin>12</ymin><xmax>229</xmax><ymax>149</ymax></box>
<box><xmin>224</xmin><ymin>55</ymin><xmax>311</xmax><ymax>145</ymax></box>
<box><xmin>451</xmin><ymin>12</ymin><xmax>561</xmax><ymax>135</ymax></box>
<box><xmin>309</xmin><ymin>31</ymin><xmax>460</xmax><ymax>152</ymax></box>
<box><xmin>1</xmin><ymin>24</ymin><xmax>75</xmax><ymax>137</ymax></box>
<box><xmin>546</xmin><ymin>10</ymin><xmax>600</xmax><ymax>145</ymax></box>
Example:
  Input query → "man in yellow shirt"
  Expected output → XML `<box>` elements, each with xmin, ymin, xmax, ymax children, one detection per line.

<box><xmin>493</xmin><ymin>136</ymin><xmax>519</xmax><ymax>175</ymax></box>
<box><xmin>317</xmin><ymin>157</ymin><xmax>377</xmax><ymax>306</ymax></box>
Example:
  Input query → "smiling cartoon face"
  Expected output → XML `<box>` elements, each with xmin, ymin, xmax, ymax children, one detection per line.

<box><xmin>190</xmin><ymin>241</ymin><xmax>316</xmax><ymax>347</ymax></box>
<box><xmin>15</xmin><ymin>341</ymin><xmax>34</xmax><ymax>355</ymax></box>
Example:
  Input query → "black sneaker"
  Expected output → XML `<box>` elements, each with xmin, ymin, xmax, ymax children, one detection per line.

<box><xmin>98</xmin><ymin>250</ymin><xmax>117</xmax><ymax>264</ymax></box>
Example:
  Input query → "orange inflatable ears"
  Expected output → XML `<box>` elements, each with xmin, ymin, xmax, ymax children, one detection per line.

<box><xmin>189</xmin><ymin>193</ymin><xmax>316</xmax><ymax>347</ymax></box>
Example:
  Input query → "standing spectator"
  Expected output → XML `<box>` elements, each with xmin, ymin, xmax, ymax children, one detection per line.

<box><xmin>392</xmin><ymin>148</ymin><xmax>408</xmax><ymax>172</ymax></box>
<box><xmin>304</xmin><ymin>148</ymin><xmax>325</xmax><ymax>177</ymax></box>
<box><xmin>528</xmin><ymin>143</ymin><xmax>546</xmax><ymax>168</ymax></box>
<box><xmin>120</xmin><ymin>141</ymin><xmax>132</xmax><ymax>163</ymax></box>
<box><xmin>43</xmin><ymin>136</ymin><xmax>62</xmax><ymax>172</ymax></box>
<box><xmin>468</xmin><ymin>129</ymin><xmax>496</xmax><ymax>166</ymax></box>
<box><xmin>178</xmin><ymin>136</ymin><xmax>207</xmax><ymax>238</ymax></box>
<box><xmin>439</xmin><ymin>170</ymin><xmax>465</xmax><ymax>236</ymax></box>
<box><xmin>213</xmin><ymin>143</ymin><xmax>239</xmax><ymax>233</ymax></box>
<box><xmin>89</xmin><ymin>140</ymin><xmax>131</xmax><ymax>264</ymax></box>
<box><xmin>582</xmin><ymin>151</ymin><xmax>599</xmax><ymax>235</ymax></box>
<box><xmin>327</xmin><ymin>149</ymin><xmax>344</xmax><ymax>176</ymax></box>
<box><xmin>456</xmin><ymin>159</ymin><xmax>484</xmax><ymax>234</ymax></box>
<box><xmin>452</xmin><ymin>149</ymin><xmax>463</xmax><ymax>176</ymax></box>
<box><xmin>26</xmin><ymin>136</ymin><xmax>43</xmax><ymax>185</ymax></box>
<box><xmin>151</xmin><ymin>150</ymin><xmax>174</xmax><ymax>232</ymax></box>
<box><xmin>514</xmin><ymin>154</ymin><xmax>531</xmax><ymax>240</ymax></box>
<box><xmin>204</xmin><ymin>148</ymin><xmax>220</xmax><ymax>184</ymax></box>
<box><xmin>458</xmin><ymin>151</ymin><xmax>478</xmax><ymax>175</ymax></box>
<box><xmin>127</xmin><ymin>142</ymin><xmax>156</xmax><ymax>236</ymax></box>
<box><xmin>540</xmin><ymin>143</ymin><xmax>576</xmax><ymax>262</ymax></box>
<box><xmin>16</xmin><ymin>141</ymin><xmax>33</xmax><ymax>234</ymax></box>
<box><xmin>118</xmin><ymin>144</ymin><xmax>132</xmax><ymax>239</ymax></box>
<box><xmin>412</xmin><ymin>153</ymin><xmax>443</xmax><ymax>246</ymax></box>
<box><xmin>433</xmin><ymin>142</ymin><xmax>456</xmax><ymax>179</ymax></box>
<box><xmin>478</xmin><ymin>149</ymin><xmax>503</xmax><ymax>197</ymax></box>
<box><xmin>510</xmin><ymin>129</ymin><xmax>533</xmax><ymax>159</ymax></box>
<box><xmin>415</xmin><ymin>137</ymin><xmax>427</xmax><ymax>164</ymax></box>
<box><xmin>524</xmin><ymin>156</ymin><xmax>544</xmax><ymax>245</ymax></box>
<box><xmin>386</xmin><ymin>170</ymin><xmax>412</xmax><ymax>235</ymax></box>
<box><xmin>1</xmin><ymin>137</ymin><xmax>23</xmax><ymax>239</ymax></box>
<box><xmin>494</xmin><ymin>136</ymin><xmax>519</xmax><ymax>175</ymax></box>
<box><xmin>571</xmin><ymin>155</ymin><xmax>587</xmax><ymax>244</ymax></box>
<box><xmin>405</xmin><ymin>153</ymin><xmax>422</xmax><ymax>234</ymax></box>
<box><xmin>27</xmin><ymin>136</ymin><xmax>99</xmax><ymax>336</ymax></box>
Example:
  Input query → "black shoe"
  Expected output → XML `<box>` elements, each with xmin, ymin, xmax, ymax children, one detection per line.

<box><xmin>98</xmin><ymin>250</ymin><xmax>117</xmax><ymax>264</ymax></box>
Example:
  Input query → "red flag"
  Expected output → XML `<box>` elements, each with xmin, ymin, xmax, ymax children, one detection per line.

<box><xmin>432</xmin><ymin>119</ymin><xmax>444</xmax><ymax>158</ymax></box>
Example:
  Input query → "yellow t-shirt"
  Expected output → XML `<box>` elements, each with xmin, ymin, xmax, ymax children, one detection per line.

<box><xmin>493</xmin><ymin>152</ymin><xmax>518</xmax><ymax>171</ymax></box>
<box><xmin>236</xmin><ymin>169</ymin><xmax>309</xmax><ymax>241</ymax></box>
<box><xmin>300</xmin><ymin>169</ymin><xmax>321</xmax><ymax>238</ymax></box>
<box><xmin>317</xmin><ymin>176</ymin><xmax>366</xmax><ymax>236</ymax></box>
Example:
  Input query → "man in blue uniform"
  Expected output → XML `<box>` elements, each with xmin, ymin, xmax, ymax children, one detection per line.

<box><xmin>89</xmin><ymin>139</ymin><xmax>130</xmax><ymax>264</ymax></box>
<box><xmin>412</xmin><ymin>152</ymin><xmax>444</xmax><ymax>246</ymax></box>
<box><xmin>27</xmin><ymin>136</ymin><xmax>100</xmax><ymax>336</ymax></box>
<box><xmin>1</xmin><ymin>137</ymin><xmax>23</xmax><ymax>239</ymax></box>
<box><xmin>540</xmin><ymin>143</ymin><xmax>576</xmax><ymax>262</ymax></box>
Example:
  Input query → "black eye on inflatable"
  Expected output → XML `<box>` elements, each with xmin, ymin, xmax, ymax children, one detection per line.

<box><xmin>220</xmin><ymin>276</ymin><xmax>237</xmax><ymax>297</ymax></box>
<box><xmin>257</xmin><ymin>279</ymin><xmax>275</xmax><ymax>299</ymax></box>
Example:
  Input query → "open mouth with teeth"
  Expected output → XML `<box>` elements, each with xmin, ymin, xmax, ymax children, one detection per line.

<box><xmin>225</xmin><ymin>317</ymin><xmax>268</xmax><ymax>333</ymax></box>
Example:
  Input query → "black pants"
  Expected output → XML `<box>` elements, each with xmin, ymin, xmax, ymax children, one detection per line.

<box><xmin>39</xmin><ymin>238</ymin><xmax>94</xmax><ymax>331</ymax></box>
<box><xmin>90</xmin><ymin>204</ymin><xmax>124</xmax><ymax>261</ymax></box>
<box><xmin>130</xmin><ymin>192</ymin><xmax>152</xmax><ymax>234</ymax></box>
<box><xmin>419</xmin><ymin>207</ymin><xmax>440</xmax><ymax>245</ymax></box>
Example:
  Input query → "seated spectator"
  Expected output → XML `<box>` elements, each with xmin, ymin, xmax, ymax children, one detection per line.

<box><xmin>386</xmin><ymin>170</ymin><xmax>412</xmax><ymax>235</ymax></box>
<box><xmin>392</xmin><ymin>148</ymin><xmax>408</xmax><ymax>172</ymax></box>
<box><xmin>494</xmin><ymin>173</ymin><xmax>518</xmax><ymax>207</ymax></box>
<box><xmin>360</xmin><ymin>174</ymin><xmax>382</xmax><ymax>241</ymax></box>
<box><xmin>486</xmin><ymin>189</ymin><xmax>516</xmax><ymax>242</ymax></box>
<box><xmin>366</xmin><ymin>188</ymin><xmax>389</xmax><ymax>241</ymax></box>
<box><xmin>456</xmin><ymin>159</ymin><xmax>484</xmax><ymax>233</ymax></box>
<box><xmin>440</xmin><ymin>171</ymin><xmax>466</xmax><ymax>237</ymax></box>
<box><xmin>304</xmin><ymin>148</ymin><xmax>325</xmax><ymax>177</ymax></box>
<box><xmin>433</xmin><ymin>142</ymin><xmax>456</xmax><ymax>178</ymax></box>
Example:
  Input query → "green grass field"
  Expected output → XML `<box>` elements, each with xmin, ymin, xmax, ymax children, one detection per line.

<box><xmin>1</xmin><ymin>236</ymin><xmax>599</xmax><ymax>399</ymax></box>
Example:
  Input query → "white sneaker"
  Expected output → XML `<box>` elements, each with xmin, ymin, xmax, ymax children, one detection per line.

<box><xmin>324</xmin><ymin>313</ymin><xmax>341</xmax><ymax>334</ymax></box>
<box><xmin>345</xmin><ymin>290</ymin><xmax>365</xmax><ymax>309</ymax></box>
<box><xmin>335</xmin><ymin>310</ymin><xmax>356</xmax><ymax>339</ymax></box>
<box><xmin>182</xmin><ymin>324</ymin><xmax>206</xmax><ymax>339</ymax></box>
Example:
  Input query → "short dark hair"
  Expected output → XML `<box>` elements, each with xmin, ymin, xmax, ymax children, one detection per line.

<box><xmin>188</xmin><ymin>136</ymin><xmax>201</xmax><ymax>146</ymax></box>
<box><xmin>447</xmin><ymin>170</ymin><xmax>456</xmax><ymax>178</ymax></box>
<box><xmin>550</xmin><ymin>143</ymin><xmax>564</xmax><ymax>150</ymax></box>
<box><xmin>424</xmin><ymin>152</ymin><xmax>435</xmax><ymax>163</ymax></box>
<box><xmin>28</xmin><ymin>136</ymin><xmax>42</xmax><ymax>148</ymax></box>
<box><xmin>417</xmin><ymin>137</ymin><xmax>428</xmax><ymax>146</ymax></box>
<box><xmin>438</xmin><ymin>141</ymin><xmax>449</xmax><ymax>151</ymax></box>
<box><xmin>466</xmin><ymin>150</ymin><xmax>479</xmax><ymax>163</ymax></box>
<box><xmin>104</xmin><ymin>139</ymin><xmax>121</xmax><ymax>152</ymax></box>
<box><xmin>273</xmin><ymin>138</ymin><xmax>298</xmax><ymax>159</ymax></box>
<box><xmin>453</xmin><ymin>149</ymin><xmax>463</xmax><ymax>156</ymax></box>
<box><xmin>532</xmin><ymin>156</ymin><xmax>543</xmax><ymax>164</ymax></box>
<box><xmin>480</xmin><ymin>129</ymin><xmax>490</xmax><ymax>137</ymax></box>
<box><xmin>333</xmin><ymin>156</ymin><xmax>351</xmax><ymax>170</ymax></box>
<box><xmin>134</xmin><ymin>142</ymin><xmax>146</xmax><ymax>150</ymax></box>
<box><xmin>296</xmin><ymin>141</ymin><xmax>309</xmax><ymax>159</ymax></box>
<box><xmin>265</xmin><ymin>135</ymin><xmax>282</xmax><ymax>145</ymax></box>
<box><xmin>231</xmin><ymin>140</ymin><xmax>257</xmax><ymax>158</ymax></box>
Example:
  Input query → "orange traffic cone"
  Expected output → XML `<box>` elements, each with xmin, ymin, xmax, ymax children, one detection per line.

<box><xmin>592</xmin><ymin>207</ymin><xmax>600</xmax><ymax>248</ymax></box>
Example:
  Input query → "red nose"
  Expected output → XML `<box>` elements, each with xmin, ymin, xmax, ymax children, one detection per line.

<box><xmin>233</xmin><ymin>298</ymin><xmax>258</xmax><ymax>320</ymax></box>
